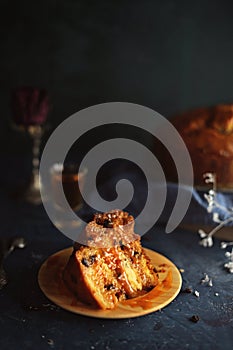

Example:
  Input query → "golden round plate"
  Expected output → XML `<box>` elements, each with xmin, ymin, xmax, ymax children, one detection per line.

<box><xmin>38</xmin><ymin>247</ymin><xmax>182</xmax><ymax>319</ymax></box>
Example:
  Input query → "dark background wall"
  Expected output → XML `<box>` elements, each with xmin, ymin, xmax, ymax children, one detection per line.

<box><xmin>0</xmin><ymin>0</ymin><xmax>233</xmax><ymax>155</ymax></box>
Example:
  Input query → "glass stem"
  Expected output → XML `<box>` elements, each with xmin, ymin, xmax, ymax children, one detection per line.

<box><xmin>30</xmin><ymin>127</ymin><xmax>42</xmax><ymax>190</ymax></box>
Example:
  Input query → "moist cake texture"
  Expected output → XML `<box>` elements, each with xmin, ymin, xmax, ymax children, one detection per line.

<box><xmin>63</xmin><ymin>210</ymin><xmax>158</xmax><ymax>309</ymax></box>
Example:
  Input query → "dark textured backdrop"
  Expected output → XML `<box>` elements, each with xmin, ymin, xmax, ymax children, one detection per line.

<box><xmin>0</xmin><ymin>0</ymin><xmax>233</xmax><ymax>155</ymax></box>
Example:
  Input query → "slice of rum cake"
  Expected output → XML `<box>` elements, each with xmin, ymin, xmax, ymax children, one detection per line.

<box><xmin>63</xmin><ymin>210</ymin><xmax>158</xmax><ymax>310</ymax></box>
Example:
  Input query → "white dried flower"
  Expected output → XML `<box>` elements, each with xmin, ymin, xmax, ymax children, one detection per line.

<box><xmin>221</xmin><ymin>242</ymin><xmax>228</xmax><ymax>249</ymax></box>
<box><xmin>204</xmin><ymin>173</ymin><xmax>216</xmax><ymax>184</ymax></box>
<box><xmin>225</xmin><ymin>251</ymin><xmax>232</xmax><ymax>258</ymax></box>
<box><xmin>201</xmin><ymin>273</ymin><xmax>213</xmax><ymax>286</ymax></box>
<box><xmin>224</xmin><ymin>261</ymin><xmax>233</xmax><ymax>273</ymax></box>
<box><xmin>224</xmin><ymin>248</ymin><xmax>233</xmax><ymax>273</ymax></box>
<box><xmin>201</xmin><ymin>237</ymin><xmax>213</xmax><ymax>247</ymax></box>
<box><xmin>212</xmin><ymin>212</ymin><xmax>221</xmax><ymax>223</ymax></box>
<box><xmin>221</xmin><ymin>241</ymin><xmax>233</xmax><ymax>249</ymax></box>
<box><xmin>204</xmin><ymin>193</ymin><xmax>215</xmax><ymax>213</ymax></box>
<box><xmin>208</xmin><ymin>189</ymin><xmax>215</xmax><ymax>196</ymax></box>
<box><xmin>201</xmin><ymin>274</ymin><xmax>209</xmax><ymax>283</ymax></box>
<box><xmin>198</xmin><ymin>229</ymin><xmax>207</xmax><ymax>238</ymax></box>
<box><xmin>198</xmin><ymin>230</ymin><xmax>214</xmax><ymax>247</ymax></box>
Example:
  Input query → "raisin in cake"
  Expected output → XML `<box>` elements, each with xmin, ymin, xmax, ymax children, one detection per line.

<box><xmin>63</xmin><ymin>210</ymin><xmax>158</xmax><ymax>310</ymax></box>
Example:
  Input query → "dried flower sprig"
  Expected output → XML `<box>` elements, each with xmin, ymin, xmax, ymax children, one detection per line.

<box><xmin>223</xmin><ymin>248</ymin><xmax>233</xmax><ymax>273</ymax></box>
<box><xmin>198</xmin><ymin>173</ymin><xmax>233</xmax><ymax>273</ymax></box>
<box><xmin>198</xmin><ymin>173</ymin><xmax>233</xmax><ymax>248</ymax></box>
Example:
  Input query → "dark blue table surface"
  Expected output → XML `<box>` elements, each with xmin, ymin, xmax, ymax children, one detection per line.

<box><xmin>0</xmin><ymin>187</ymin><xmax>232</xmax><ymax>350</ymax></box>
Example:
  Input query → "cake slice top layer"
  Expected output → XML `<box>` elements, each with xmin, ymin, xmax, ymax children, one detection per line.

<box><xmin>78</xmin><ymin>209</ymin><xmax>139</xmax><ymax>248</ymax></box>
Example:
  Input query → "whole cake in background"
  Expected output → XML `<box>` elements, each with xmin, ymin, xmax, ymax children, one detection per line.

<box><xmin>11</xmin><ymin>86</ymin><xmax>50</xmax><ymax>126</ymax></box>
<box><xmin>155</xmin><ymin>104</ymin><xmax>233</xmax><ymax>189</ymax></box>
<box><xmin>63</xmin><ymin>210</ymin><xmax>158</xmax><ymax>310</ymax></box>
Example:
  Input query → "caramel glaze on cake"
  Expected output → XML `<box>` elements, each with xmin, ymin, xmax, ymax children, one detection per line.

<box><xmin>155</xmin><ymin>104</ymin><xmax>233</xmax><ymax>189</ymax></box>
<box><xmin>63</xmin><ymin>210</ymin><xmax>158</xmax><ymax>310</ymax></box>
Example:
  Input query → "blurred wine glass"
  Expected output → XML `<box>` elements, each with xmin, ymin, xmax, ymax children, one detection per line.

<box><xmin>11</xmin><ymin>86</ymin><xmax>51</xmax><ymax>204</ymax></box>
